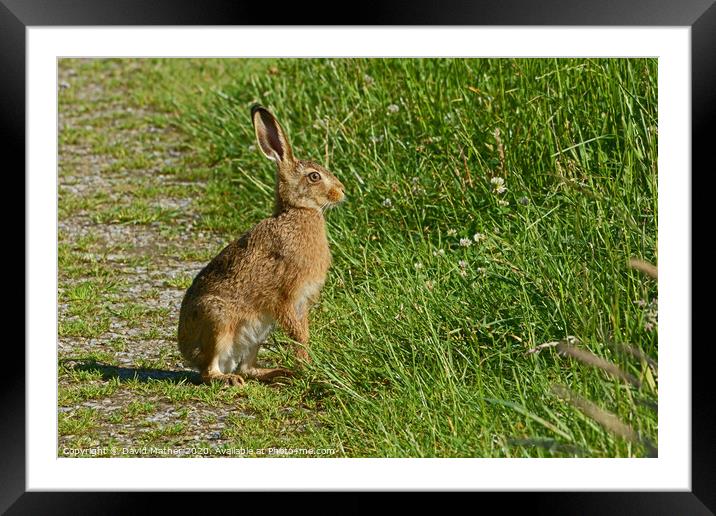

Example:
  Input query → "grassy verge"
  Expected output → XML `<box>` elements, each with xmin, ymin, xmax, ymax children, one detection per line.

<box><xmin>58</xmin><ymin>58</ymin><xmax>657</xmax><ymax>457</ymax></box>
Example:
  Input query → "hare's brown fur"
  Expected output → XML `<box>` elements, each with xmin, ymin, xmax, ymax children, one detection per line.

<box><xmin>177</xmin><ymin>106</ymin><xmax>344</xmax><ymax>385</ymax></box>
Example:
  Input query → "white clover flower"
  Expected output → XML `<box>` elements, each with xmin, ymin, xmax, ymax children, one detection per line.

<box><xmin>387</xmin><ymin>104</ymin><xmax>400</xmax><ymax>114</ymax></box>
<box><xmin>363</xmin><ymin>74</ymin><xmax>375</xmax><ymax>85</ymax></box>
<box><xmin>382</xmin><ymin>198</ymin><xmax>392</xmax><ymax>208</ymax></box>
<box><xmin>473</xmin><ymin>233</ymin><xmax>484</xmax><ymax>242</ymax></box>
<box><xmin>459</xmin><ymin>269</ymin><xmax>468</xmax><ymax>278</ymax></box>
<box><xmin>433</xmin><ymin>249</ymin><xmax>446</xmax><ymax>257</ymax></box>
<box><xmin>447</xmin><ymin>229</ymin><xmax>457</xmax><ymax>237</ymax></box>
<box><xmin>458</xmin><ymin>260</ymin><xmax>468</xmax><ymax>268</ymax></box>
<box><xmin>459</xmin><ymin>238</ymin><xmax>472</xmax><ymax>247</ymax></box>
<box><xmin>497</xmin><ymin>199</ymin><xmax>510</xmax><ymax>206</ymax></box>
<box><xmin>491</xmin><ymin>176</ymin><xmax>507</xmax><ymax>194</ymax></box>
<box><xmin>414</xmin><ymin>262</ymin><xmax>423</xmax><ymax>270</ymax></box>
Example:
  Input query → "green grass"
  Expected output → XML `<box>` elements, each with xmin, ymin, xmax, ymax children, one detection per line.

<box><xmin>165</xmin><ymin>273</ymin><xmax>195</xmax><ymax>290</ymax></box>
<box><xmin>58</xmin><ymin>58</ymin><xmax>658</xmax><ymax>458</ymax></box>
<box><xmin>91</xmin><ymin>201</ymin><xmax>179</xmax><ymax>225</ymax></box>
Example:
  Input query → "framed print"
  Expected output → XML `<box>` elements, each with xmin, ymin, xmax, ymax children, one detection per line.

<box><xmin>6</xmin><ymin>0</ymin><xmax>713</xmax><ymax>512</ymax></box>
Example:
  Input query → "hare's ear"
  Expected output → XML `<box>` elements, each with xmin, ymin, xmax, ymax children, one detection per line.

<box><xmin>251</xmin><ymin>105</ymin><xmax>293</xmax><ymax>163</ymax></box>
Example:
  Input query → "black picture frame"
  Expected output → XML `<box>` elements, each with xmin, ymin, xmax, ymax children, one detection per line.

<box><xmin>7</xmin><ymin>0</ymin><xmax>712</xmax><ymax>513</ymax></box>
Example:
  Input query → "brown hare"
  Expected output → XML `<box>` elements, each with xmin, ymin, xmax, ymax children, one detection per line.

<box><xmin>178</xmin><ymin>105</ymin><xmax>345</xmax><ymax>385</ymax></box>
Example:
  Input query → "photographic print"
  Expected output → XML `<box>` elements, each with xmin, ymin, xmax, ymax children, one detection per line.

<box><xmin>57</xmin><ymin>57</ymin><xmax>659</xmax><ymax>459</ymax></box>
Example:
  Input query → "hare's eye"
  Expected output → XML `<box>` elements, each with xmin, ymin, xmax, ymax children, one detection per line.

<box><xmin>308</xmin><ymin>171</ymin><xmax>321</xmax><ymax>182</ymax></box>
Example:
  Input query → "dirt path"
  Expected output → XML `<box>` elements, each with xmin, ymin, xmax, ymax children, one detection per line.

<box><xmin>57</xmin><ymin>59</ymin><xmax>253</xmax><ymax>455</ymax></box>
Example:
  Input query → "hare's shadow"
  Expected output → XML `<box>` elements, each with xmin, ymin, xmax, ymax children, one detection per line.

<box><xmin>62</xmin><ymin>359</ymin><xmax>201</xmax><ymax>385</ymax></box>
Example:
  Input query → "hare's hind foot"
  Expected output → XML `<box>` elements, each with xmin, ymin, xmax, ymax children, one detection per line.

<box><xmin>202</xmin><ymin>371</ymin><xmax>246</xmax><ymax>386</ymax></box>
<box><xmin>242</xmin><ymin>367</ymin><xmax>294</xmax><ymax>383</ymax></box>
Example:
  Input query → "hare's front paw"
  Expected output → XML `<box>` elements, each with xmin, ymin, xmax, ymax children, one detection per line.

<box><xmin>294</xmin><ymin>346</ymin><xmax>311</xmax><ymax>364</ymax></box>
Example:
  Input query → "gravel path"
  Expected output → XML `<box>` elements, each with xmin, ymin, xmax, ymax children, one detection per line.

<box><xmin>57</xmin><ymin>60</ymin><xmax>254</xmax><ymax>455</ymax></box>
